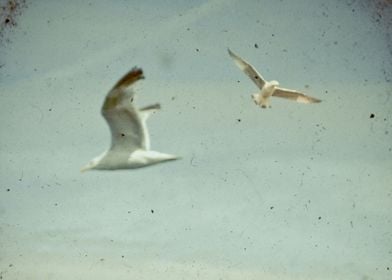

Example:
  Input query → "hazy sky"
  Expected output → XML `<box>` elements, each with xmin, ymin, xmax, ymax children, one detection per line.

<box><xmin>0</xmin><ymin>0</ymin><xmax>391</xmax><ymax>279</ymax></box>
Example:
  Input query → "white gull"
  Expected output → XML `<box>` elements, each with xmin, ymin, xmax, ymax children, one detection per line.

<box><xmin>81</xmin><ymin>67</ymin><xmax>179</xmax><ymax>171</ymax></box>
<box><xmin>228</xmin><ymin>49</ymin><xmax>322</xmax><ymax>108</ymax></box>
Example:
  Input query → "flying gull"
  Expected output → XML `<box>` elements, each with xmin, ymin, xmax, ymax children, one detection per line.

<box><xmin>228</xmin><ymin>48</ymin><xmax>321</xmax><ymax>108</ymax></box>
<box><xmin>81</xmin><ymin>67</ymin><xmax>179</xmax><ymax>171</ymax></box>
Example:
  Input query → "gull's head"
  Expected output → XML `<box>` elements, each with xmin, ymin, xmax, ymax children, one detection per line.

<box><xmin>270</xmin><ymin>80</ymin><xmax>279</xmax><ymax>86</ymax></box>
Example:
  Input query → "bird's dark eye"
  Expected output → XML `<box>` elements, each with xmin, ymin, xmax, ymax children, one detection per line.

<box><xmin>121</xmin><ymin>133</ymin><xmax>125</xmax><ymax>137</ymax></box>
<box><xmin>130</xmin><ymin>98</ymin><xmax>134</xmax><ymax>102</ymax></box>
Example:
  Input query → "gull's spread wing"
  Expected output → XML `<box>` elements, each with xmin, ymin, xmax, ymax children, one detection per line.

<box><xmin>228</xmin><ymin>48</ymin><xmax>266</xmax><ymax>89</ymax></box>
<box><xmin>101</xmin><ymin>68</ymin><xmax>148</xmax><ymax>153</ymax></box>
<box><xmin>273</xmin><ymin>87</ymin><xmax>322</xmax><ymax>104</ymax></box>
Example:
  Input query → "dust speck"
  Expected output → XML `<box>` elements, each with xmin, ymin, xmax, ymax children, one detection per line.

<box><xmin>0</xmin><ymin>0</ymin><xmax>28</xmax><ymax>43</ymax></box>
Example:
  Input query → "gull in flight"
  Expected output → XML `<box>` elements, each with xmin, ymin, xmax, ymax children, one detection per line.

<box><xmin>228</xmin><ymin>48</ymin><xmax>321</xmax><ymax>108</ymax></box>
<box><xmin>81</xmin><ymin>67</ymin><xmax>179</xmax><ymax>171</ymax></box>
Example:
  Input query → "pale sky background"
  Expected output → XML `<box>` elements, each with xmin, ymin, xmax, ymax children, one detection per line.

<box><xmin>0</xmin><ymin>0</ymin><xmax>391</xmax><ymax>279</ymax></box>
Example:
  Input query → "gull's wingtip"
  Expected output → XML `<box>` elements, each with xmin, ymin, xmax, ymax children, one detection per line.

<box><xmin>129</xmin><ymin>66</ymin><xmax>144</xmax><ymax>79</ymax></box>
<box><xmin>298</xmin><ymin>96</ymin><xmax>322</xmax><ymax>104</ymax></box>
<box><xmin>112</xmin><ymin>67</ymin><xmax>145</xmax><ymax>90</ymax></box>
<box><xmin>308</xmin><ymin>96</ymin><xmax>322</xmax><ymax>103</ymax></box>
<box><xmin>227</xmin><ymin>49</ymin><xmax>247</xmax><ymax>69</ymax></box>
<box><xmin>227</xmin><ymin>48</ymin><xmax>235</xmax><ymax>57</ymax></box>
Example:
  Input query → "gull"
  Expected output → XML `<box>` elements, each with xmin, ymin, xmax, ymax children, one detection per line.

<box><xmin>81</xmin><ymin>67</ymin><xmax>179</xmax><ymax>171</ymax></box>
<box><xmin>228</xmin><ymin>48</ymin><xmax>321</xmax><ymax>108</ymax></box>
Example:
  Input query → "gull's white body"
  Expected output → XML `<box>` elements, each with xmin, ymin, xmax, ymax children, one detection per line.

<box><xmin>228</xmin><ymin>49</ymin><xmax>321</xmax><ymax>108</ymax></box>
<box><xmin>81</xmin><ymin>68</ymin><xmax>179</xmax><ymax>172</ymax></box>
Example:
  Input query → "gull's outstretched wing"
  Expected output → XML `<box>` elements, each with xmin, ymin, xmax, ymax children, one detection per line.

<box><xmin>228</xmin><ymin>48</ymin><xmax>266</xmax><ymax>89</ymax></box>
<box><xmin>273</xmin><ymin>87</ymin><xmax>322</xmax><ymax>104</ymax></box>
<box><xmin>101</xmin><ymin>68</ymin><xmax>150</xmax><ymax>153</ymax></box>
